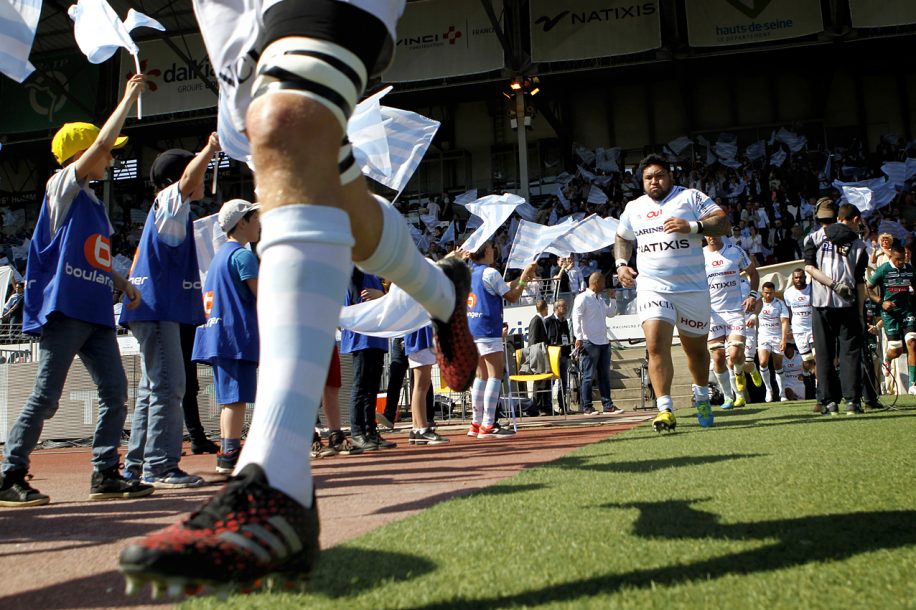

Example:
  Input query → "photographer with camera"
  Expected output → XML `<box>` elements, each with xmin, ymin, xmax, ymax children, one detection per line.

<box><xmin>803</xmin><ymin>198</ymin><xmax>869</xmax><ymax>415</ymax></box>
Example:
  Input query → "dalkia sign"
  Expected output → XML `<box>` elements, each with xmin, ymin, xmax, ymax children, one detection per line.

<box><xmin>119</xmin><ymin>34</ymin><xmax>217</xmax><ymax>116</ymax></box>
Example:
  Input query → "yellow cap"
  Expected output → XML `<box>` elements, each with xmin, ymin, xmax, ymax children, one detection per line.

<box><xmin>51</xmin><ymin>122</ymin><xmax>128</xmax><ymax>165</ymax></box>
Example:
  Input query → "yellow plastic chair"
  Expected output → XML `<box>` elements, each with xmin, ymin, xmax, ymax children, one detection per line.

<box><xmin>508</xmin><ymin>345</ymin><xmax>564</xmax><ymax>419</ymax></box>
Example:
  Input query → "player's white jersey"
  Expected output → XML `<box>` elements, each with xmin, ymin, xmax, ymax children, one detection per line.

<box><xmin>758</xmin><ymin>298</ymin><xmax>789</xmax><ymax>341</ymax></box>
<box><xmin>617</xmin><ymin>186</ymin><xmax>721</xmax><ymax>293</ymax></box>
<box><xmin>705</xmin><ymin>243</ymin><xmax>752</xmax><ymax>312</ymax></box>
<box><xmin>782</xmin><ymin>284</ymin><xmax>813</xmax><ymax>336</ymax></box>
<box><xmin>782</xmin><ymin>350</ymin><xmax>804</xmax><ymax>379</ymax></box>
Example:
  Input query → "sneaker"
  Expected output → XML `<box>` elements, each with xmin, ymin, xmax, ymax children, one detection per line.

<box><xmin>369</xmin><ymin>430</ymin><xmax>397</xmax><ymax>449</ymax></box>
<box><xmin>764</xmin><ymin>390</ymin><xmax>773</xmax><ymax>403</ymax></box>
<box><xmin>909</xmin><ymin>385</ymin><xmax>916</xmax><ymax>396</ymax></box>
<box><xmin>845</xmin><ymin>401</ymin><xmax>864</xmax><ymax>416</ymax></box>
<box><xmin>431</xmin><ymin>257</ymin><xmax>479</xmax><ymax>392</ymax></box>
<box><xmin>823</xmin><ymin>402</ymin><xmax>839</xmax><ymax>416</ymax></box>
<box><xmin>216</xmin><ymin>449</ymin><xmax>241</xmax><ymax>474</ymax></box>
<box><xmin>123</xmin><ymin>467</ymin><xmax>142</xmax><ymax>482</ymax></box>
<box><xmin>375</xmin><ymin>412</ymin><xmax>395</xmax><ymax>431</ymax></box>
<box><xmin>119</xmin><ymin>464</ymin><xmax>319</xmax><ymax>594</ymax></box>
<box><xmin>750</xmin><ymin>369</ymin><xmax>763</xmax><ymax>387</ymax></box>
<box><xmin>720</xmin><ymin>397</ymin><xmax>735</xmax><ymax>410</ymax></box>
<box><xmin>734</xmin><ymin>371</ymin><xmax>746</xmax><ymax>392</ymax></box>
<box><xmin>327</xmin><ymin>430</ymin><xmax>363</xmax><ymax>456</ymax></box>
<box><xmin>780</xmin><ymin>395</ymin><xmax>789</xmax><ymax>402</ymax></box>
<box><xmin>410</xmin><ymin>429</ymin><xmax>450</xmax><ymax>445</ymax></box>
<box><xmin>144</xmin><ymin>469</ymin><xmax>205</xmax><ymax>489</ymax></box>
<box><xmin>814</xmin><ymin>402</ymin><xmax>825</xmax><ymax>413</ymax></box>
<box><xmin>477</xmin><ymin>422</ymin><xmax>516</xmax><ymax>439</ymax></box>
<box><xmin>864</xmin><ymin>400</ymin><xmax>886</xmax><ymax>411</ymax></box>
<box><xmin>191</xmin><ymin>439</ymin><xmax>219</xmax><ymax>455</ymax></box>
<box><xmin>695</xmin><ymin>400</ymin><xmax>714</xmax><ymax>428</ymax></box>
<box><xmin>467</xmin><ymin>423</ymin><xmax>480</xmax><ymax>437</ymax></box>
<box><xmin>349</xmin><ymin>433</ymin><xmax>379</xmax><ymax>453</ymax></box>
<box><xmin>310</xmin><ymin>433</ymin><xmax>338</xmax><ymax>459</ymax></box>
<box><xmin>582</xmin><ymin>405</ymin><xmax>598</xmax><ymax>415</ymax></box>
<box><xmin>733</xmin><ymin>394</ymin><xmax>746</xmax><ymax>408</ymax></box>
<box><xmin>0</xmin><ymin>470</ymin><xmax>50</xmax><ymax>507</ymax></box>
<box><xmin>602</xmin><ymin>404</ymin><xmax>624</xmax><ymax>415</ymax></box>
<box><xmin>90</xmin><ymin>466</ymin><xmax>155</xmax><ymax>500</ymax></box>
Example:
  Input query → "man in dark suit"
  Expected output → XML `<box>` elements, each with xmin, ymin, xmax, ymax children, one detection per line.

<box><xmin>527</xmin><ymin>299</ymin><xmax>551</xmax><ymax>415</ymax></box>
<box><xmin>545</xmin><ymin>298</ymin><xmax>573</xmax><ymax>413</ymax></box>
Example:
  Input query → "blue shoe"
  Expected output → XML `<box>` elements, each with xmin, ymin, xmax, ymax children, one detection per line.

<box><xmin>143</xmin><ymin>469</ymin><xmax>205</xmax><ymax>489</ymax></box>
<box><xmin>720</xmin><ymin>398</ymin><xmax>734</xmax><ymax>410</ymax></box>
<box><xmin>123</xmin><ymin>467</ymin><xmax>142</xmax><ymax>482</ymax></box>
<box><xmin>696</xmin><ymin>400</ymin><xmax>714</xmax><ymax>428</ymax></box>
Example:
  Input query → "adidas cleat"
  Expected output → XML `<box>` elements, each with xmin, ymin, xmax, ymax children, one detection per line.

<box><xmin>734</xmin><ymin>371</ymin><xmax>746</xmax><ymax>392</ymax></box>
<box><xmin>119</xmin><ymin>463</ymin><xmax>319</xmax><ymax>597</ymax></box>
<box><xmin>733</xmin><ymin>394</ymin><xmax>746</xmax><ymax>408</ymax></box>
<box><xmin>720</xmin><ymin>398</ymin><xmax>735</xmax><ymax>410</ymax></box>
<box><xmin>750</xmin><ymin>369</ymin><xmax>763</xmax><ymax>387</ymax></box>
<box><xmin>652</xmin><ymin>410</ymin><xmax>676</xmax><ymax>433</ymax></box>
<box><xmin>696</xmin><ymin>400</ymin><xmax>714</xmax><ymax>428</ymax></box>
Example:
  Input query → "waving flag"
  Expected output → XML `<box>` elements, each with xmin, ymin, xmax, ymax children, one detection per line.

<box><xmin>880</xmin><ymin>159</ymin><xmax>916</xmax><ymax>189</ymax></box>
<box><xmin>775</xmin><ymin>127</ymin><xmax>807</xmax><ymax>153</ymax></box>
<box><xmin>595</xmin><ymin>147</ymin><xmax>621</xmax><ymax>172</ymax></box>
<box><xmin>575</xmin><ymin>145</ymin><xmax>595</xmax><ymax>165</ymax></box>
<box><xmin>338</xmin><ymin>284</ymin><xmax>429</xmax><ymax>338</ymax></box>
<box><xmin>454</xmin><ymin>189</ymin><xmax>477</xmax><ymax>204</ymax></box>
<box><xmin>462</xmin><ymin>193</ymin><xmax>523</xmax><ymax>253</ymax></box>
<box><xmin>438</xmin><ymin>221</ymin><xmax>455</xmax><ymax>245</ymax></box>
<box><xmin>769</xmin><ymin>149</ymin><xmax>787</xmax><ymax>167</ymax></box>
<box><xmin>587</xmin><ymin>184</ymin><xmax>608</xmax><ymax>204</ymax></box>
<box><xmin>349</xmin><ymin>86</ymin><xmax>392</xmax><ymax>181</ymax></box>
<box><xmin>0</xmin><ymin>0</ymin><xmax>41</xmax><ymax>83</ymax></box>
<box><xmin>362</xmin><ymin>106</ymin><xmax>439</xmax><ymax>197</ymax></box>
<box><xmin>546</xmin><ymin>215</ymin><xmax>619</xmax><ymax>257</ymax></box>
<box><xmin>663</xmin><ymin>136</ymin><xmax>693</xmax><ymax>159</ymax></box>
<box><xmin>839</xmin><ymin>180</ymin><xmax>896</xmax><ymax>214</ymax></box>
<box><xmin>745</xmin><ymin>140</ymin><xmax>766</xmax><ymax>161</ymax></box>
<box><xmin>193</xmin><ymin>213</ymin><xmax>227</xmax><ymax>285</ymax></box>
<box><xmin>68</xmin><ymin>0</ymin><xmax>163</xmax><ymax>63</ymax></box>
<box><xmin>505</xmin><ymin>217</ymin><xmax>581</xmax><ymax>269</ymax></box>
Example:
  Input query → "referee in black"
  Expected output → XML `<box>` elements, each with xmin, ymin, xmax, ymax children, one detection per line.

<box><xmin>803</xmin><ymin>198</ymin><xmax>869</xmax><ymax>415</ymax></box>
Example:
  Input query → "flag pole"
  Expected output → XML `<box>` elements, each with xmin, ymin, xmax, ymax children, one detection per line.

<box><xmin>211</xmin><ymin>152</ymin><xmax>220</xmax><ymax>194</ymax></box>
<box><xmin>132</xmin><ymin>54</ymin><xmax>142</xmax><ymax>119</ymax></box>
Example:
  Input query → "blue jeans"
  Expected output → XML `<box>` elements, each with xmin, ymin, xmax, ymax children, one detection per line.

<box><xmin>3</xmin><ymin>315</ymin><xmax>127</xmax><ymax>474</ymax></box>
<box><xmin>348</xmin><ymin>348</ymin><xmax>384</xmax><ymax>436</ymax></box>
<box><xmin>125</xmin><ymin>321</ymin><xmax>185</xmax><ymax>477</ymax></box>
<box><xmin>580</xmin><ymin>341</ymin><xmax>612</xmax><ymax>409</ymax></box>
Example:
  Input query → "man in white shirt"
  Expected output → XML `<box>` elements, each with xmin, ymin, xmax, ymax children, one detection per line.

<box><xmin>572</xmin><ymin>272</ymin><xmax>621</xmax><ymax>415</ymax></box>
<box><xmin>756</xmin><ymin>282</ymin><xmax>791</xmax><ymax>402</ymax></box>
<box><xmin>615</xmin><ymin>154</ymin><xmax>729</xmax><ymax>431</ymax></box>
<box><xmin>781</xmin><ymin>268</ymin><xmax>816</xmax><ymax>380</ymax></box>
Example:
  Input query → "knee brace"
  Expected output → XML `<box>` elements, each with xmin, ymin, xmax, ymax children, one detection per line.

<box><xmin>905</xmin><ymin>332</ymin><xmax>916</xmax><ymax>344</ymax></box>
<box><xmin>887</xmin><ymin>339</ymin><xmax>904</xmax><ymax>350</ymax></box>
<box><xmin>253</xmin><ymin>37</ymin><xmax>368</xmax><ymax>133</ymax></box>
<box><xmin>338</xmin><ymin>137</ymin><xmax>361</xmax><ymax>185</ymax></box>
<box><xmin>726</xmin><ymin>339</ymin><xmax>745</xmax><ymax>350</ymax></box>
<box><xmin>708</xmin><ymin>342</ymin><xmax>726</xmax><ymax>353</ymax></box>
<box><xmin>802</xmin><ymin>352</ymin><xmax>816</xmax><ymax>363</ymax></box>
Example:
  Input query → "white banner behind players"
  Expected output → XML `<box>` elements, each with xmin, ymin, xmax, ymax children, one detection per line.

<box><xmin>529</xmin><ymin>0</ymin><xmax>660</xmax><ymax>63</ymax></box>
<box><xmin>686</xmin><ymin>0</ymin><xmax>822</xmax><ymax>48</ymax></box>
<box><xmin>849</xmin><ymin>0</ymin><xmax>916</xmax><ymax>28</ymax></box>
<box><xmin>118</xmin><ymin>34</ymin><xmax>216</xmax><ymax>117</ymax></box>
<box><xmin>383</xmin><ymin>0</ymin><xmax>505</xmax><ymax>83</ymax></box>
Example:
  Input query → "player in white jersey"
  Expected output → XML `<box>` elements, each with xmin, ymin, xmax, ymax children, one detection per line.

<box><xmin>782</xmin><ymin>268</ymin><xmax>816</xmax><ymax>378</ymax></box>
<box><xmin>780</xmin><ymin>342</ymin><xmax>806</xmax><ymax>400</ymax></box>
<box><xmin>120</xmin><ymin>0</ymin><xmax>480</xmax><ymax>594</ymax></box>
<box><xmin>737</xmin><ymin>278</ymin><xmax>764</xmax><ymax>394</ymax></box>
<box><xmin>704</xmin><ymin>235</ymin><xmax>759</xmax><ymax>409</ymax></box>
<box><xmin>756</xmin><ymin>282</ymin><xmax>791</xmax><ymax>402</ymax></box>
<box><xmin>616</xmin><ymin>154</ymin><xmax>729</xmax><ymax>431</ymax></box>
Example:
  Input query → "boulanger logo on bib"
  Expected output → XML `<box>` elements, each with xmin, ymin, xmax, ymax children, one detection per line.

<box><xmin>83</xmin><ymin>234</ymin><xmax>112</xmax><ymax>271</ymax></box>
<box><xmin>467</xmin><ymin>292</ymin><xmax>477</xmax><ymax>309</ymax></box>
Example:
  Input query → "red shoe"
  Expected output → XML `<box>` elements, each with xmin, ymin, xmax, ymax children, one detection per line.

<box><xmin>467</xmin><ymin>422</ymin><xmax>480</xmax><ymax>437</ymax></box>
<box><xmin>477</xmin><ymin>423</ymin><xmax>516</xmax><ymax>439</ymax></box>
<box><xmin>119</xmin><ymin>464</ymin><xmax>319</xmax><ymax>597</ymax></box>
<box><xmin>432</xmin><ymin>257</ymin><xmax>478</xmax><ymax>392</ymax></box>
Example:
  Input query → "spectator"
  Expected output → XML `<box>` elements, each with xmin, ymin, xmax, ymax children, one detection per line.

<box><xmin>572</xmin><ymin>272</ymin><xmax>621</xmax><ymax>415</ymax></box>
<box><xmin>546</xmin><ymin>298</ymin><xmax>573</xmax><ymax>413</ymax></box>
<box><xmin>527</xmin><ymin>299</ymin><xmax>551</xmax><ymax>416</ymax></box>
<box><xmin>1</xmin><ymin>282</ymin><xmax>24</xmax><ymax>326</ymax></box>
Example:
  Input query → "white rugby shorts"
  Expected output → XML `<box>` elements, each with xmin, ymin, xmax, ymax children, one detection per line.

<box><xmin>637</xmin><ymin>289</ymin><xmax>711</xmax><ymax>336</ymax></box>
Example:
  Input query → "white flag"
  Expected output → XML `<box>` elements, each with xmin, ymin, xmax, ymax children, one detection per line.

<box><xmin>745</xmin><ymin>140</ymin><xmax>766</xmax><ymax>161</ymax></box>
<box><xmin>193</xmin><ymin>213</ymin><xmax>227</xmax><ymax>286</ymax></box>
<box><xmin>587</xmin><ymin>184</ymin><xmax>608</xmax><ymax>204</ymax></box>
<box><xmin>841</xmin><ymin>186</ymin><xmax>874</xmax><ymax>214</ymax></box>
<box><xmin>595</xmin><ymin>147</ymin><xmax>621</xmax><ymax>172</ymax></box>
<box><xmin>769</xmin><ymin>149</ymin><xmax>787</xmax><ymax>167</ymax></box>
<box><xmin>577</xmin><ymin>165</ymin><xmax>597</xmax><ymax>182</ymax></box>
<box><xmin>878</xmin><ymin>219</ymin><xmax>910</xmax><ymax>243</ymax></box>
<box><xmin>0</xmin><ymin>0</ymin><xmax>41</xmax><ymax>83</ymax></box>
<box><xmin>505</xmin><ymin>217</ymin><xmax>583</xmax><ymax>270</ymax></box>
<box><xmin>575</xmin><ymin>145</ymin><xmax>595</xmax><ymax>165</ymax></box>
<box><xmin>775</xmin><ymin>127</ymin><xmax>807</xmax><ymax>153</ymax></box>
<box><xmin>454</xmin><ymin>189</ymin><xmax>477</xmax><ymax>204</ymax></box>
<box><xmin>664</xmin><ymin>136</ymin><xmax>693</xmax><ymax>158</ymax></box>
<box><xmin>362</xmin><ymin>106</ymin><xmax>439</xmax><ymax>197</ymax></box>
<box><xmin>349</xmin><ymin>86</ymin><xmax>393</xmax><ymax>180</ymax></box>
<box><xmin>68</xmin><ymin>0</ymin><xmax>162</xmax><ymax>63</ymax></box>
<box><xmin>880</xmin><ymin>159</ymin><xmax>916</xmax><ymax>188</ymax></box>
<box><xmin>462</xmin><ymin>193</ymin><xmax>523</xmax><ymax>253</ymax></box>
<box><xmin>546</xmin><ymin>215</ymin><xmax>619</xmax><ymax>257</ymax></box>
<box><xmin>338</xmin><ymin>284</ymin><xmax>429</xmax><ymax>338</ymax></box>
<box><xmin>438</xmin><ymin>221</ymin><xmax>455</xmax><ymax>245</ymax></box>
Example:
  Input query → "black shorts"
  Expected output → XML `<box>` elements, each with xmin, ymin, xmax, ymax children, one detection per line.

<box><xmin>261</xmin><ymin>0</ymin><xmax>393</xmax><ymax>78</ymax></box>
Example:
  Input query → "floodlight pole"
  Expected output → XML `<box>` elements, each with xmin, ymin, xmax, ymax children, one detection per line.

<box><xmin>515</xmin><ymin>90</ymin><xmax>530</xmax><ymax>202</ymax></box>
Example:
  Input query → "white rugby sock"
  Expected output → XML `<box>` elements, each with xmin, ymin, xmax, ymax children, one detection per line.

<box><xmin>656</xmin><ymin>395</ymin><xmax>674</xmax><ymax>413</ymax></box>
<box><xmin>760</xmin><ymin>367</ymin><xmax>773</xmax><ymax>393</ymax></box>
<box><xmin>235</xmin><ymin>205</ymin><xmax>354</xmax><ymax>508</ymax></box>
<box><xmin>357</xmin><ymin>197</ymin><xmax>454</xmax><ymax>322</ymax></box>
<box><xmin>728</xmin><ymin>365</ymin><xmax>737</xmax><ymax>390</ymax></box>
<box><xmin>775</xmin><ymin>369</ymin><xmax>785</xmax><ymax>396</ymax></box>
<box><xmin>470</xmin><ymin>377</ymin><xmax>485</xmax><ymax>425</ymax></box>
<box><xmin>715</xmin><ymin>370</ymin><xmax>733</xmax><ymax>400</ymax></box>
<box><xmin>482</xmin><ymin>378</ymin><xmax>502</xmax><ymax>426</ymax></box>
<box><xmin>692</xmin><ymin>384</ymin><xmax>710</xmax><ymax>402</ymax></box>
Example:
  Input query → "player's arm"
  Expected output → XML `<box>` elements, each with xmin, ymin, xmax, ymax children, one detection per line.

<box><xmin>614</xmin><ymin>235</ymin><xmax>636</xmax><ymax>288</ymax></box>
<box><xmin>663</xmin><ymin>209</ymin><xmax>729</xmax><ymax>237</ymax></box>
<box><xmin>741</xmin><ymin>258</ymin><xmax>760</xmax><ymax>312</ymax></box>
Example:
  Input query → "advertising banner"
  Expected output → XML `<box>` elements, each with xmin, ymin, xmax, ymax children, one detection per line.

<box><xmin>383</xmin><ymin>0</ymin><xmax>505</xmax><ymax>83</ymax></box>
<box><xmin>118</xmin><ymin>33</ymin><xmax>216</xmax><ymax>117</ymax></box>
<box><xmin>0</xmin><ymin>52</ymin><xmax>99</xmax><ymax>133</ymax></box>
<box><xmin>686</xmin><ymin>0</ymin><xmax>823</xmax><ymax>47</ymax></box>
<box><xmin>849</xmin><ymin>0</ymin><xmax>916</xmax><ymax>28</ymax></box>
<box><xmin>529</xmin><ymin>0</ymin><xmax>661</xmax><ymax>62</ymax></box>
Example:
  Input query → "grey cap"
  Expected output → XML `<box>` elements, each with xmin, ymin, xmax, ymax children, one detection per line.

<box><xmin>218</xmin><ymin>199</ymin><xmax>260</xmax><ymax>233</ymax></box>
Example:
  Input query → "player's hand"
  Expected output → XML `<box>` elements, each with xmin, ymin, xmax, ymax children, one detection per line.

<box><xmin>742</xmin><ymin>295</ymin><xmax>756</xmax><ymax>313</ymax></box>
<box><xmin>831</xmin><ymin>281</ymin><xmax>854</xmax><ymax>301</ymax></box>
<box><xmin>663</xmin><ymin>217</ymin><xmax>690</xmax><ymax>234</ymax></box>
<box><xmin>779</xmin><ymin>339</ymin><xmax>786</xmax><ymax>353</ymax></box>
<box><xmin>616</xmin><ymin>265</ymin><xmax>637</xmax><ymax>288</ymax></box>
<box><xmin>881</xmin><ymin>300</ymin><xmax>895</xmax><ymax>311</ymax></box>
<box><xmin>360</xmin><ymin>288</ymin><xmax>384</xmax><ymax>301</ymax></box>
<box><xmin>522</xmin><ymin>262</ymin><xmax>539</xmax><ymax>282</ymax></box>
<box><xmin>207</xmin><ymin>132</ymin><xmax>221</xmax><ymax>152</ymax></box>
<box><xmin>867</xmin><ymin>324</ymin><xmax>879</xmax><ymax>336</ymax></box>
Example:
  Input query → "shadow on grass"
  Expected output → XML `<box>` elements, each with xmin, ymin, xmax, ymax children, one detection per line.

<box><xmin>310</xmin><ymin>547</ymin><xmax>436</xmax><ymax>598</ymax></box>
<box><xmin>403</xmin><ymin>499</ymin><xmax>916</xmax><ymax>610</ymax></box>
<box><xmin>372</xmin><ymin>483</ymin><xmax>547</xmax><ymax>515</ymax></box>
<box><xmin>542</xmin><ymin>453</ymin><xmax>764</xmax><ymax>474</ymax></box>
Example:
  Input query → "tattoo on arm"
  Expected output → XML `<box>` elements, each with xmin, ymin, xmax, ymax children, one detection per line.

<box><xmin>699</xmin><ymin>210</ymin><xmax>730</xmax><ymax>237</ymax></box>
<box><xmin>614</xmin><ymin>236</ymin><xmax>633</xmax><ymax>263</ymax></box>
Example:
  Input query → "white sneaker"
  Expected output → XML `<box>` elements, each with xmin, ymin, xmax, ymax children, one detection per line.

<box><xmin>908</xmin><ymin>385</ymin><xmax>916</xmax><ymax>396</ymax></box>
<box><xmin>765</xmin><ymin>390</ymin><xmax>773</xmax><ymax>403</ymax></box>
<box><xmin>780</xmin><ymin>395</ymin><xmax>789</xmax><ymax>402</ymax></box>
